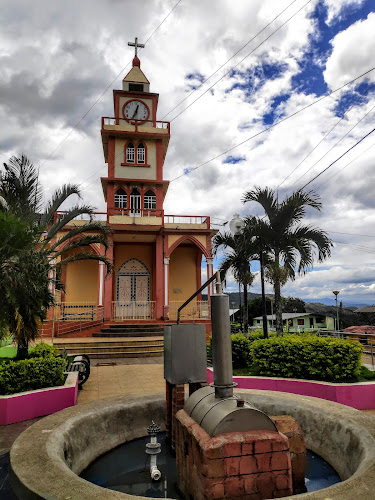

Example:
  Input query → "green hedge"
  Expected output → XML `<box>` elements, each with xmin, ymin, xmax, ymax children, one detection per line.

<box><xmin>29</xmin><ymin>342</ymin><xmax>59</xmax><ymax>358</ymax></box>
<box><xmin>250</xmin><ymin>335</ymin><xmax>363</xmax><ymax>382</ymax></box>
<box><xmin>0</xmin><ymin>354</ymin><xmax>66</xmax><ymax>395</ymax></box>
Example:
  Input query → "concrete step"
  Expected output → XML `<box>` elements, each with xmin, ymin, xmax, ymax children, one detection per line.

<box><xmin>55</xmin><ymin>339</ymin><xmax>163</xmax><ymax>349</ymax></box>
<box><xmin>94</xmin><ymin>331</ymin><xmax>163</xmax><ymax>337</ymax></box>
<box><xmin>71</xmin><ymin>350</ymin><xmax>164</xmax><ymax>359</ymax></box>
<box><xmin>58</xmin><ymin>345</ymin><xmax>164</xmax><ymax>355</ymax></box>
<box><xmin>106</xmin><ymin>324</ymin><xmax>164</xmax><ymax>329</ymax></box>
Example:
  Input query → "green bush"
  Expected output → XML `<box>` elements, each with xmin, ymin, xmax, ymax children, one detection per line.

<box><xmin>0</xmin><ymin>356</ymin><xmax>66</xmax><ymax>395</ymax></box>
<box><xmin>231</xmin><ymin>334</ymin><xmax>252</xmax><ymax>368</ymax></box>
<box><xmin>250</xmin><ymin>335</ymin><xmax>363</xmax><ymax>382</ymax></box>
<box><xmin>29</xmin><ymin>342</ymin><xmax>58</xmax><ymax>358</ymax></box>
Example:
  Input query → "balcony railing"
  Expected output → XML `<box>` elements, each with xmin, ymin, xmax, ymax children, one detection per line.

<box><xmin>166</xmin><ymin>301</ymin><xmax>210</xmax><ymax>321</ymax></box>
<box><xmin>102</xmin><ymin>117</ymin><xmax>170</xmax><ymax>134</ymax></box>
<box><xmin>54</xmin><ymin>210</ymin><xmax>211</xmax><ymax>229</ymax></box>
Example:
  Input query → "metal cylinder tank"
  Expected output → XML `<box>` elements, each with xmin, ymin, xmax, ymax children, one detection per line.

<box><xmin>184</xmin><ymin>386</ymin><xmax>277</xmax><ymax>437</ymax></box>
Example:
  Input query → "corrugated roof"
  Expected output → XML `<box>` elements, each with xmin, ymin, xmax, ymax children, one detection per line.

<box><xmin>253</xmin><ymin>312</ymin><xmax>323</xmax><ymax>320</ymax></box>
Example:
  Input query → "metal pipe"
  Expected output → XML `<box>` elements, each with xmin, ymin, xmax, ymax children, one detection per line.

<box><xmin>211</xmin><ymin>291</ymin><xmax>234</xmax><ymax>399</ymax></box>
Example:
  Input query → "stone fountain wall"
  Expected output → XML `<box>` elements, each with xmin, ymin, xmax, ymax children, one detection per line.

<box><xmin>176</xmin><ymin>409</ymin><xmax>293</xmax><ymax>500</ymax></box>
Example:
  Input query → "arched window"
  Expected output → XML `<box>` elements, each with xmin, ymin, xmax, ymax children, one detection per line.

<box><xmin>126</xmin><ymin>142</ymin><xmax>135</xmax><ymax>163</ymax></box>
<box><xmin>137</xmin><ymin>143</ymin><xmax>145</xmax><ymax>164</ymax></box>
<box><xmin>144</xmin><ymin>189</ymin><xmax>156</xmax><ymax>210</ymax></box>
<box><xmin>114</xmin><ymin>188</ymin><xmax>127</xmax><ymax>208</ymax></box>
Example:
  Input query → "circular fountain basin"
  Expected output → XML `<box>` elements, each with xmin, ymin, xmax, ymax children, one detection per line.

<box><xmin>10</xmin><ymin>391</ymin><xmax>375</xmax><ymax>499</ymax></box>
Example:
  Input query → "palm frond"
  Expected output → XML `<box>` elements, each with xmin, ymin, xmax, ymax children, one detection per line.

<box><xmin>242</xmin><ymin>187</ymin><xmax>278</xmax><ymax>221</ymax></box>
<box><xmin>56</xmin><ymin>252</ymin><xmax>113</xmax><ymax>275</ymax></box>
<box><xmin>51</xmin><ymin>234</ymin><xmax>111</xmax><ymax>258</ymax></box>
<box><xmin>40</xmin><ymin>184</ymin><xmax>82</xmax><ymax>227</ymax></box>
<box><xmin>44</xmin><ymin>204</ymin><xmax>95</xmax><ymax>242</ymax></box>
<box><xmin>47</xmin><ymin>221</ymin><xmax>111</xmax><ymax>253</ymax></box>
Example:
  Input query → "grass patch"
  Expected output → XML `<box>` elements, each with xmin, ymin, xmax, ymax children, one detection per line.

<box><xmin>0</xmin><ymin>345</ymin><xmax>17</xmax><ymax>358</ymax></box>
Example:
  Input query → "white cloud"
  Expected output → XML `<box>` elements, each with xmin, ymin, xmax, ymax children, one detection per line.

<box><xmin>324</xmin><ymin>12</ymin><xmax>375</xmax><ymax>89</ymax></box>
<box><xmin>324</xmin><ymin>0</ymin><xmax>365</xmax><ymax>25</ymax></box>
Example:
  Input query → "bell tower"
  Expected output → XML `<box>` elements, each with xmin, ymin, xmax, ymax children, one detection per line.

<box><xmin>101</xmin><ymin>38</ymin><xmax>170</xmax><ymax>220</ymax></box>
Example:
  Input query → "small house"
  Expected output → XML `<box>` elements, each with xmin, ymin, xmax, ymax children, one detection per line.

<box><xmin>252</xmin><ymin>313</ymin><xmax>335</xmax><ymax>332</ymax></box>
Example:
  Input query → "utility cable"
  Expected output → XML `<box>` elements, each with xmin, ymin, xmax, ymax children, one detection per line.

<box><xmin>168</xmin><ymin>0</ymin><xmax>313</xmax><ymax>123</ymax></box>
<box><xmin>315</xmin><ymin>142</ymin><xmax>374</xmax><ymax>189</ymax></box>
<box><xmin>277</xmin><ymin>80</ymin><xmax>375</xmax><ymax>189</ymax></box>
<box><xmin>299</xmin><ymin>126</ymin><xmax>375</xmax><ymax>190</ymax></box>
<box><xmin>169</xmin><ymin>66</ymin><xmax>375</xmax><ymax>183</ymax></box>
<box><xmin>161</xmin><ymin>0</ymin><xmax>299</xmax><ymax>120</ymax></box>
<box><xmin>289</xmin><ymin>100</ymin><xmax>375</xmax><ymax>190</ymax></box>
<box><xmin>37</xmin><ymin>0</ymin><xmax>183</xmax><ymax>171</ymax></box>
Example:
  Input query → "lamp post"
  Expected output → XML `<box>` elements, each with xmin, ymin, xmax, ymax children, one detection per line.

<box><xmin>229</xmin><ymin>214</ymin><xmax>268</xmax><ymax>339</ymax></box>
<box><xmin>333</xmin><ymin>290</ymin><xmax>340</xmax><ymax>331</ymax></box>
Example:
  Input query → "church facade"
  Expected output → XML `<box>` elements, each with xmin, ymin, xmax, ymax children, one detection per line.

<box><xmin>58</xmin><ymin>46</ymin><xmax>216</xmax><ymax>329</ymax></box>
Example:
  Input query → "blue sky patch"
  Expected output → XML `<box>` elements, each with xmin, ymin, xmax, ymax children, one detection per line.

<box><xmin>262</xmin><ymin>93</ymin><xmax>290</xmax><ymax>126</ymax></box>
<box><xmin>223</xmin><ymin>155</ymin><xmax>246</xmax><ymax>164</ymax></box>
<box><xmin>185</xmin><ymin>72</ymin><xmax>205</xmax><ymax>90</ymax></box>
<box><xmin>333</xmin><ymin>80</ymin><xmax>375</xmax><ymax>118</ymax></box>
<box><xmin>183</xmin><ymin>167</ymin><xmax>193</xmax><ymax>175</ymax></box>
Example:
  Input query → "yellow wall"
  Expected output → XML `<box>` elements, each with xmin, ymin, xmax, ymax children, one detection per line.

<box><xmin>114</xmin><ymin>139</ymin><xmax>156</xmax><ymax>179</ymax></box>
<box><xmin>169</xmin><ymin>246</ymin><xmax>199</xmax><ymax>303</ymax></box>
<box><xmin>64</xmin><ymin>249</ymin><xmax>98</xmax><ymax>303</ymax></box>
<box><xmin>114</xmin><ymin>244</ymin><xmax>154</xmax><ymax>299</ymax></box>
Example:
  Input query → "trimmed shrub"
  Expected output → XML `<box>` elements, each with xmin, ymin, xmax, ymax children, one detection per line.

<box><xmin>231</xmin><ymin>334</ymin><xmax>252</xmax><ymax>368</ymax></box>
<box><xmin>251</xmin><ymin>335</ymin><xmax>363</xmax><ymax>382</ymax></box>
<box><xmin>29</xmin><ymin>342</ymin><xmax>59</xmax><ymax>358</ymax></box>
<box><xmin>0</xmin><ymin>356</ymin><xmax>66</xmax><ymax>395</ymax></box>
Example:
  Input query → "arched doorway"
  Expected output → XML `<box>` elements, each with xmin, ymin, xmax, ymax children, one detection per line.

<box><xmin>116</xmin><ymin>258</ymin><xmax>151</xmax><ymax>318</ymax></box>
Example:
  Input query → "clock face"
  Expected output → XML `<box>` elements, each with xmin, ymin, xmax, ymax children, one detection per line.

<box><xmin>123</xmin><ymin>100</ymin><xmax>149</xmax><ymax>122</ymax></box>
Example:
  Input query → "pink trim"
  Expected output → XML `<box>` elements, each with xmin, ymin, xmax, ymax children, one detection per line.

<box><xmin>0</xmin><ymin>373</ymin><xmax>78</xmax><ymax>425</ymax></box>
<box><xmin>166</xmin><ymin>235</ymin><xmax>210</xmax><ymax>258</ymax></box>
<box><xmin>206</xmin><ymin>369</ymin><xmax>375</xmax><ymax>410</ymax></box>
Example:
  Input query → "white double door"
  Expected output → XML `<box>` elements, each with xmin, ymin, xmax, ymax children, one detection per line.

<box><xmin>117</xmin><ymin>274</ymin><xmax>150</xmax><ymax>318</ymax></box>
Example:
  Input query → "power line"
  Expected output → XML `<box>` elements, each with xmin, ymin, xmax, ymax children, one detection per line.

<box><xmin>333</xmin><ymin>240</ymin><xmax>375</xmax><ymax>255</ymax></box>
<box><xmin>277</xmin><ymin>80</ymin><xmax>375</xmax><ymax>190</ymax></box>
<box><xmin>315</xmin><ymin>142</ymin><xmax>375</xmax><ymax>189</ymax></box>
<box><xmin>38</xmin><ymin>0</ymin><xmax>183</xmax><ymax>171</ymax></box>
<box><xmin>169</xmin><ymin>65</ymin><xmax>375</xmax><ymax>183</ymax></box>
<box><xmin>168</xmin><ymin>0</ymin><xmax>313</xmax><ymax>123</ymax></box>
<box><xmin>327</xmin><ymin>230</ymin><xmax>375</xmax><ymax>238</ymax></box>
<box><xmin>289</xmin><ymin>100</ymin><xmax>375</xmax><ymax>190</ymax></box>
<box><xmin>161</xmin><ymin>0</ymin><xmax>299</xmax><ymax>120</ymax></box>
<box><xmin>299</xmin><ymin>126</ymin><xmax>375</xmax><ymax>190</ymax></box>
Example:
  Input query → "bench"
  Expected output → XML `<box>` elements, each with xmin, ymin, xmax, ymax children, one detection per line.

<box><xmin>59</xmin><ymin>348</ymin><xmax>90</xmax><ymax>389</ymax></box>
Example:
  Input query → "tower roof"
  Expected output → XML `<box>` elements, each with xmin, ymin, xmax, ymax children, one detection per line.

<box><xmin>123</xmin><ymin>55</ymin><xmax>150</xmax><ymax>84</ymax></box>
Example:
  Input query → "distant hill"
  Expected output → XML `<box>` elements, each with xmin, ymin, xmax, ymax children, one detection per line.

<box><xmin>303</xmin><ymin>298</ymin><xmax>371</xmax><ymax>308</ymax></box>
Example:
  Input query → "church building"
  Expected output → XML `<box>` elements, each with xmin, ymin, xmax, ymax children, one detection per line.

<box><xmin>59</xmin><ymin>41</ymin><xmax>216</xmax><ymax>332</ymax></box>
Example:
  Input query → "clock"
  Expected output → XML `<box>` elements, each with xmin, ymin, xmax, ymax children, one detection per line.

<box><xmin>123</xmin><ymin>100</ymin><xmax>149</xmax><ymax>122</ymax></box>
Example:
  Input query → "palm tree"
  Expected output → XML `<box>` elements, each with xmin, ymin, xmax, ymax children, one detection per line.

<box><xmin>242</xmin><ymin>187</ymin><xmax>332</xmax><ymax>335</ymax></box>
<box><xmin>0</xmin><ymin>155</ymin><xmax>112</xmax><ymax>357</ymax></box>
<box><xmin>213</xmin><ymin>231</ymin><xmax>256</xmax><ymax>335</ymax></box>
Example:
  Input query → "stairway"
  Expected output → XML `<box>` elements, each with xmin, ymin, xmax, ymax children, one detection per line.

<box><xmin>55</xmin><ymin>337</ymin><xmax>164</xmax><ymax>359</ymax></box>
<box><xmin>93</xmin><ymin>324</ymin><xmax>164</xmax><ymax>338</ymax></box>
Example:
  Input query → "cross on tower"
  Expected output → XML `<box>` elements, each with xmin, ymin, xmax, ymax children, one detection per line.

<box><xmin>128</xmin><ymin>37</ymin><xmax>145</xmax><ymax>57</ymax></box>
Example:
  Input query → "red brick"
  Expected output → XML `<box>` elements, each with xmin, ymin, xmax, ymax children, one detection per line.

<box><xmin>191</xmin><ymin>422</ymin><xmax>211</xmax><ymax>445</ymax></box>
<box><xmin>205</xmin><ymin>481</ymin><xmax>225</xmax><ymax>499</ymax></box>
<box><xmin>224</xmin><ymin>476</ymin><xmax>245</xmax><ymax>497</ymax></box>
<box><xmin>253</xmin><ymin>437</ymin><xmax>273</xmax><ymax>454</ymax></box>
<box><xmin>244</xmin><ymin>474</ymin><xmax>258</xmax><ymax>494</ymax></box>
<box><xmin>256</xmin><ymin>453</ymin><xmax>271</xmax><ymax>472</ymax></box>
<box><xmin>257</xmin><ymin>472</ymin><xmax>276</xmax><ymax>499</ymax></box>
<box><xmin>275</xmin><ymin>473</ymin><xmax>292</xmax><ymax>491</ymax></box>
<box><xmin>242</xmin><ymin>441</ymin><xmax>254</xmax><ymax>455</ymax></box>
<box><xmin>273</xmin><ymin>488</ymin><xmax>293</xmax><ymax>498</ymax></box>
<box><xmin>239</xmin><ymin>455</ymin><xmax>258</xmax><ymax>475</ymax></box>
<box><xmin>202</xmin><ymin>459</ymin><xmax>225</xmax><ymax>478</ymax></box>
<box><xmin>270</xmin><ymin>451</ymin><xmax>291</xmax><ymax>471</ymax></box>
<box><xmin>223</xmin><ymin>441</ymin><xmax>242</xmax><ymax>457</ymax></box>
<box><xmin>224</xmin><ymin>456</ymin><xmax>240</xmax><ymax>476</ymax></box>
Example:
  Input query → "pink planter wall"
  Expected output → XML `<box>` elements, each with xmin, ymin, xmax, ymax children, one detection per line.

<box><xmin>0</xmin><ymin>372</ymin><xmax>78</xmax><ymax>425</ymax></box>
<box><xmin>206</xmin><ymin>369</ymin><xmax>375</xmax><ymax>410</ymax></box>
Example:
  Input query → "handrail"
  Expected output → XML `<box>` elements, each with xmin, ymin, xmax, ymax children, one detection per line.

<box><xmin>177</xmin><ymin>270</ymin><xmax>224</xmax><ymax>324</ymax></box>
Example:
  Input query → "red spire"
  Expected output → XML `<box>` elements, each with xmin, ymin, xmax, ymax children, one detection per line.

<box><xmin>133</xmin><ymin>56</ymin><xmax>141</xmax><ymax>67</ymax></box>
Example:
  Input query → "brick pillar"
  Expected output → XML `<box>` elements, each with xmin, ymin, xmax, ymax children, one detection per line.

<box><xmin>171</xmin><ymin>383</ymin><xmax>185</xmax><ymax>449</ymax></box>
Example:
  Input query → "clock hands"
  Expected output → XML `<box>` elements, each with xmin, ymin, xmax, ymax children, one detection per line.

<box><xmin>131</xmin><ymin>105</ymin><xmax>139</xmax><ymax>119</ymax></box>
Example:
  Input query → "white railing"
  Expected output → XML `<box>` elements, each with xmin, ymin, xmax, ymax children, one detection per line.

<box><xmin>166</xmin><ymin>301</ymin><xmax>210</xmax><ymax>321</ymax></box>
<box><xmin>40</xmin><ymin>303</ymin><xmax>104</xmax><ymax>339</ymax></box>
<box><xmin>102</xmin><ymin>117</ymin><xmax>169</xmax><ymax>130</ymax></box>
<box><xmin>164</xmin><ymin>215</ymin><xmax>208</xmax><ymax>225</ymax></box>
<box><xmin>112</xmin><ymin>301</ymin><xmax>156</xmax><ymax>320</ymax></box>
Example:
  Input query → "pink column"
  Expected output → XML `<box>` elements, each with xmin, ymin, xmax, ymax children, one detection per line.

<box><xmin>155</xmin><ymin>235</ymin><xmax>164</xmax><ymax>319</ymax></box>
<box><xmin>164</xmin><ymin>257</ymin><xmax>170</xmax><ymax>319</ymax></box>
<box><xmin>104</xmin><ymin>235</ymin><xmax>114</xmax><ymax>320</ymax></box>
<box><xmin>206</xmin><ymin>257</ymin><xmax>214</xmax><ymax>298</ymax></box>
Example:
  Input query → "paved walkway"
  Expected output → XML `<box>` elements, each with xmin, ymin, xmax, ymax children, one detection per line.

<box><xmin>77</xmin><ymin>357</ymin><xmax>164</xmax><ymax>404</ymax></box>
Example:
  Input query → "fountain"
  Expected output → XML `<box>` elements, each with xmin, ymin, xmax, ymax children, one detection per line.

<box><xmin>9</xmin><ymin>272</ymin><xmax>375</xmax><ymax>499</ymax></box>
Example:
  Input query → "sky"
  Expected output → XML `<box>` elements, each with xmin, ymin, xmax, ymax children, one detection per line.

<box><xmin>1</xmin><ymin>0</ymin><xmax>375</xmax><ymax>305</ymax></box>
